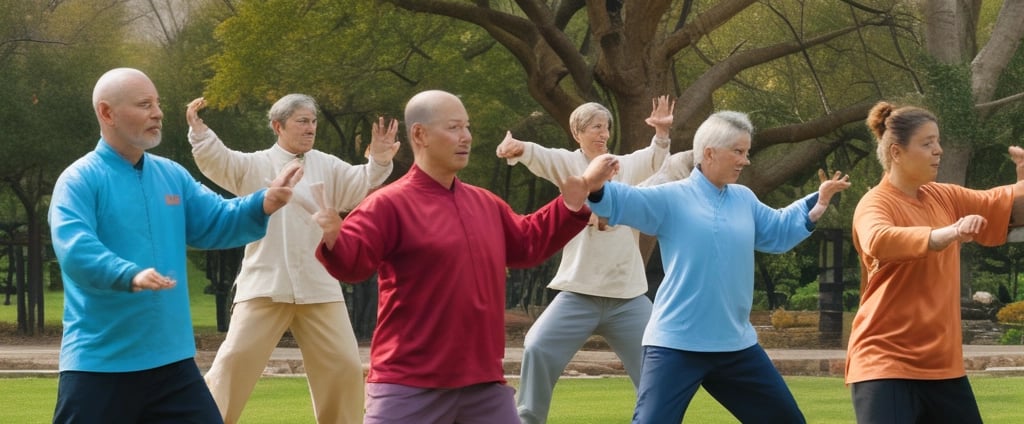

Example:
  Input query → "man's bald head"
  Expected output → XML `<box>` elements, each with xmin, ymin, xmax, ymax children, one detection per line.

<box><xmin>404</xmin><ymin>90</ymin><xmax>463</xmax><ymax>136</ymax></box>
<box><xmin>90</xmin><ymin>68</ymin><xmax>164</xmax><ymax>159</ymax></box>
<box><xmin>92</xmin><ymin>68</ymin><xmax>150</xmax><ymax>113</ymax></box>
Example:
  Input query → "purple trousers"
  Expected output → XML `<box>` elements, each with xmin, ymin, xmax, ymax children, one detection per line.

<box><xmin>365</xmin><ymin>382</ymin><xmax>519</xmax><ymax>424</ymax></box>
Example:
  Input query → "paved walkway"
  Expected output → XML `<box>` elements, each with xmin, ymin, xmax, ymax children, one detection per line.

<box><xmin>2</xmin><ymin>344</ymin><xmax>1023</xmax><ymax>378</ymax></box>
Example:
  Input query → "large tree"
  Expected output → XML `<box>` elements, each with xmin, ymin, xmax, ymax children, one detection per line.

<box><xmin>914</xmin><ymin>0</ymin><xmax>1024</xmax><ymax>298</ymax></box>
<box><xmin>923</xmin><ymin>0</ymin><xmax>1024</xmax><ymax>185</ymax></box>
<box><xmin>382</xmin><ymin>0</ymin><xmax>917</xmax><ymax>195</ymax></box>
<box><xmin>0</xmin><ymin>0</ymin><xmax>127</xmax><ymax>334</ymax></box>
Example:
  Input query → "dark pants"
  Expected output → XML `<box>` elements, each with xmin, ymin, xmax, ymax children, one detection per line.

<box><xmin>632</xmin><ymin>344</ymin><xmax>805</xmax><ymax>423</ymax></box>
<box><xmin>53</xmin><ymin>358</ymin><xmax>223</xmax><ymax>424</ymax></box>
<box><xmin>851</xmin><ymin>377</ymin><xmax>983</xmax><ymax>424</ymax></box>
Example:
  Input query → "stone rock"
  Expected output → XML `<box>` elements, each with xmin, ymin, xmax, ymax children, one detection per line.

<box><xmin>962</xmin><ymin>299</ymin><xmax>1002</xmax><ymax>321</ymax></box>
<box><xmin>973</xmin><ymin>291</ymin><xmax>995</xmax><ymax>305</ymax></box>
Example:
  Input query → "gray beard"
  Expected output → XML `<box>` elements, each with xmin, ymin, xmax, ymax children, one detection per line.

<box><xmin>131</xmin><ymin>135</ymin><xmax>161</xmax><ymax>151</ymax></box>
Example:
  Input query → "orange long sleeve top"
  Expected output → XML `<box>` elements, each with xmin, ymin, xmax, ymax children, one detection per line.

<box><xmin>847</xmin><ymin>177</ymin><xmax>1014</xmax><ymax>384</ymax></box>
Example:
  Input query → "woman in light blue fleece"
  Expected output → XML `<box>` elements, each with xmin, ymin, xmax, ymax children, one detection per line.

<box><xmin>578</xmin><ymin>111</ymin><xmax>850</xmax><ymax>423</ymax></box>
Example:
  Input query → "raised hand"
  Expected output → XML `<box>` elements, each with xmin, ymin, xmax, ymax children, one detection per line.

<box><xmin>310</xmin><ymin>181</ymin><xmax>343</xmax><ymax>249</ymax></box>
<box><xmin>1010</xmin><ymin>145</ymin><xmax>1024</xmax><ymax>166</ymax></box>
<box><xmin>644</xmin><ymin>95</ymin><xmax>675</xmax><ymax>138</ymax></box>
<box><xmin>1010</xmin><ymin>146</ymin><xmax>1024</xmax><ymax>181</ymax></box>
<box><xmin>367</xmin><ymin>116</ymin><xmax>400</xmax><ymax>165</ymax></box>
<box><xmin>186</xmin><ymin>97</ymin><xmax>209</xmax><ymax>134</ymax></box>
<box><xmin>496</xmin><ymin>131</ymin><xmax>526</xmax><ymax>159</ymax></box>
<box><xmin>263</xmin><ymin>159</ymin><xmax>304</xmax><ymax>214</ymax></box>
<box><xmin>817</xmin><ymin>169</ymin><xmax>851</xmax><ymax>206</ymax></box>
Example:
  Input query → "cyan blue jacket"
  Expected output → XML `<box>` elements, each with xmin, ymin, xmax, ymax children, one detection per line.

<box><xmin>48</xmin><ymin>139</ymin><xmax>270</xmax><ymax>372</ymax></box>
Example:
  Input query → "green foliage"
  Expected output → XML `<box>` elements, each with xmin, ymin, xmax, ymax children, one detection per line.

<box><xmin>202</xmin><ymin>0</ymin><xmax>545</xmax><ymax>200</ymax></box>
<box><xmin>919</xmin><ymin>57</ymin><xmax>987</xmax><ymax>149</ymax></box>
<box><xmin>999</xmin><ymin>327</ymin><xmax>1024</xmax><ymax>345</ymax></box>
<box><xmin>0</xmin><ymin>1</ymin><xmax>126</xmax><ymax>178</ymax></box>
<box><xmin>997</xmin><ymin>301</ymin><xmax>1024</xmax><ymax>324</ymax></box>
<box><xmin>789</xmin><ymin>281</ymin><xmax>821</xmax><ymax>311</ymax></box>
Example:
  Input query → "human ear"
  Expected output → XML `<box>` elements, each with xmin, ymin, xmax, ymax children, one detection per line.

<box><xmin>97</xmin><ymin>102</ymin><xmax>115</xmax><ymax>126</ymax></box>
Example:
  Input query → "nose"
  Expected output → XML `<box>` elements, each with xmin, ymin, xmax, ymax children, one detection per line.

<box><xmin>152</xmin><ymin>103</ymin><xmax>164</xmax><ymax>120</ymax></box>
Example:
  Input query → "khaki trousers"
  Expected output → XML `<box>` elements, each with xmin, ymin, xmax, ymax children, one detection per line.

<box><xmin>205</xmin><ymin>298</ymin><xmax>364</xmax><ymax>424</ymax></box>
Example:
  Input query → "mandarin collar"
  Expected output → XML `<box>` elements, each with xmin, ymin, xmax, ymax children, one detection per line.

<box><xmin>406</xmin><ymin>164</ymin><xmax>462</xmax><ymax>193</ymax></box>
<box><xmin>95</xmin><ymin>138</ymin><xmax>143</xmax><ymax>171</ymax></box>
<box><xmin>270</xmin><ymin>143</ymin><xmax>305</xmax><ymax>165</ymax></box>
<box><xmin>691</xmin><ymin>166</ymin><xmax>728</xmax><ymax>196</ymax></box>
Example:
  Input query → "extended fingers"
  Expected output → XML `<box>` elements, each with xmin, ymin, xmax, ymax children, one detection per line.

<box><xmin>373</xmin><ymin>116</ymin><xmax>399</xmax><ymax>137</ymax></box>
<box><xmin>275</xmin><ymin>160</ymin><xmax>304</xmax><ymax>187</ymax></box>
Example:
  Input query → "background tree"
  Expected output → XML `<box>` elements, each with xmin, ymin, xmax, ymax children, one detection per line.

<box><xmin>0</xmin><ymin>0</ymin><xmax>126</xmax><ymax>334</ymax></box>
<box><xmin>916</xmin><ymin>0</ymin><xmax>1024</xmax><ymax>298</ymax></box>
<box><xmin>382</xmin><ymin>0</ymin><xmax>920</xmax><ymax>194</ymax></box>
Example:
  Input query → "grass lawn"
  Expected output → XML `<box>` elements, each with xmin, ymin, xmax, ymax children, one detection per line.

<box><xmin>2</xmin><ymin>375</ymin><xmax>1023</xmax><ymax>423</ymax></box>
<box><xmin>0</xmin><ymin>257</ymin><xmax>221</xmax><ymax>332</ymax></box>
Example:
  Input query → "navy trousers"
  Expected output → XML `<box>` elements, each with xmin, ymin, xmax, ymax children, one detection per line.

<box><xmin>53</xmin><ymin>358</ymin><xmax>223</xmax><ymax>423</ymax></box>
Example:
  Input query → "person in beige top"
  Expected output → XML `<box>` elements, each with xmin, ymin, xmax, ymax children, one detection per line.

<box><xmin>496</xmin><ymin>97</ymin><xmax>680</xmax><ymax>424</ymax></box>
<box><xmin>186</xmin><ymin>94</ymin><xmax>399</xmax><ymax>424</ymax></box>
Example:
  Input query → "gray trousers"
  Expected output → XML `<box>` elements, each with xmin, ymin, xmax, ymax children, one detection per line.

<box><xmin>516</xmin><ymin>292</ymin><xmax>652</xmax><ymax>424</ymax></box>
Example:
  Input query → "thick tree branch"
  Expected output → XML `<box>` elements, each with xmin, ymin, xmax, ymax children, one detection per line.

<box><xmin>971</xmin><ymin>0</ymin><xmax>1024</xmax><ymax>105</ymax></box>
<box><xmin>755</xmin><ymin>102</ymin><xmax>874</xmax><ymax>150</ymax></box>
<box><xmin>661</xmin><ymin>0</ymin><xmax>757</xmax><ymax>59</ymax></box>
<box><xmin>740</xmin><ymin>138</ymin><xmax>842</xmax><ymax>196</ymax></box>
<box><xmin>554</xmin><ymin>0</ymin><xmax>586</xmax><ymax>29</ymax></box>
<box><xmin>975</xmin><ymin>91</ymin><xmax>1024</xmax><ymax>116</ymax></box>
<box><xmin>676</xmin><ymin>21</ymin><xmax>886</xmax><ymax>123</ymax></box>
<box><xmin>517</xmin><ymin>0</ymin><xmax>594</xmax><ymax>93</ymax></box>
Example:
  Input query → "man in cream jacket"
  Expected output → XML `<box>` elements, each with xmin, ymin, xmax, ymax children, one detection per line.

<box><xmin>186</xmin><ymin>94</ymin><xmax>399</xmax><ymax>424</ymax></box>
<box><xmin>496</xmin><ymin>96</ymin><xmax>688</xmax><ymax>424</ymax></box>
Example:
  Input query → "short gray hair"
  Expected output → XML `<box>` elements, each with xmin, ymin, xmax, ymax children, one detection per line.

<box><xmin>569</xmin><ymin>103</ymin><xmax>613</xmax><ymax>140</ymax></box>
<box><xmin>692</xmin><ymin>111</ymin><xmax>754</xmax><ymax>167</ymax></box>
<box><xmin>268</xmin><ymin>94</ymin><xmax>318</xmax><ymax>130</ymax></box>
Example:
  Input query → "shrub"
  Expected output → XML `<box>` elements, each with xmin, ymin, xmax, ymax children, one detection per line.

<box><xmin>771</xmin><ymin>309</ymin><xmax>797</xmax><ymax>329</ymax></box>
<box><xmin>999</xmin><ymin>328</ymin><xmax>1024</xmax><ymax>345</ymax></box>
<box><xmin>788</xmin><ymin>282</ymin><xmax>820</xmax><ymax>311</ymax></box>
<box><xmin>770</xmin><ymin>308</ymin><xmax>817</xmax><ymax>329</ymax></box>
<box><xmin>996</xmin><ymin>301</ymin><xmax>1024</xmax><ymax>324</ymax></box>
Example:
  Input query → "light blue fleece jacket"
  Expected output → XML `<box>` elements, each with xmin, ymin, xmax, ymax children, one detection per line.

<box><xmin>48</xmin><ymin>139</ymin><xmax>270</xmax><ymax>372</ymax></box>
<box><xmin>588</xmin><ymin>168</ymin><xmax>817</xmax><ymax>352</ymax></box>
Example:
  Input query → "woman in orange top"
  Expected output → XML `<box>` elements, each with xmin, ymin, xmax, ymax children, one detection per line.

<box><xmin>848</xmin><ymin>101</ymin><xmax>1024</xmax><ymax>423</ymax></box>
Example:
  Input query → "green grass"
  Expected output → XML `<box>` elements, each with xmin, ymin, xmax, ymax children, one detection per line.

<box><xmin>0</xmin><ymin>258</ymin><xmax>221</xmax><ymax>331</ymax></box>
<box><xmin>2</xmin><ymin>376</ymin><xmax>1023</xmax><ymax>423</ymax></box>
